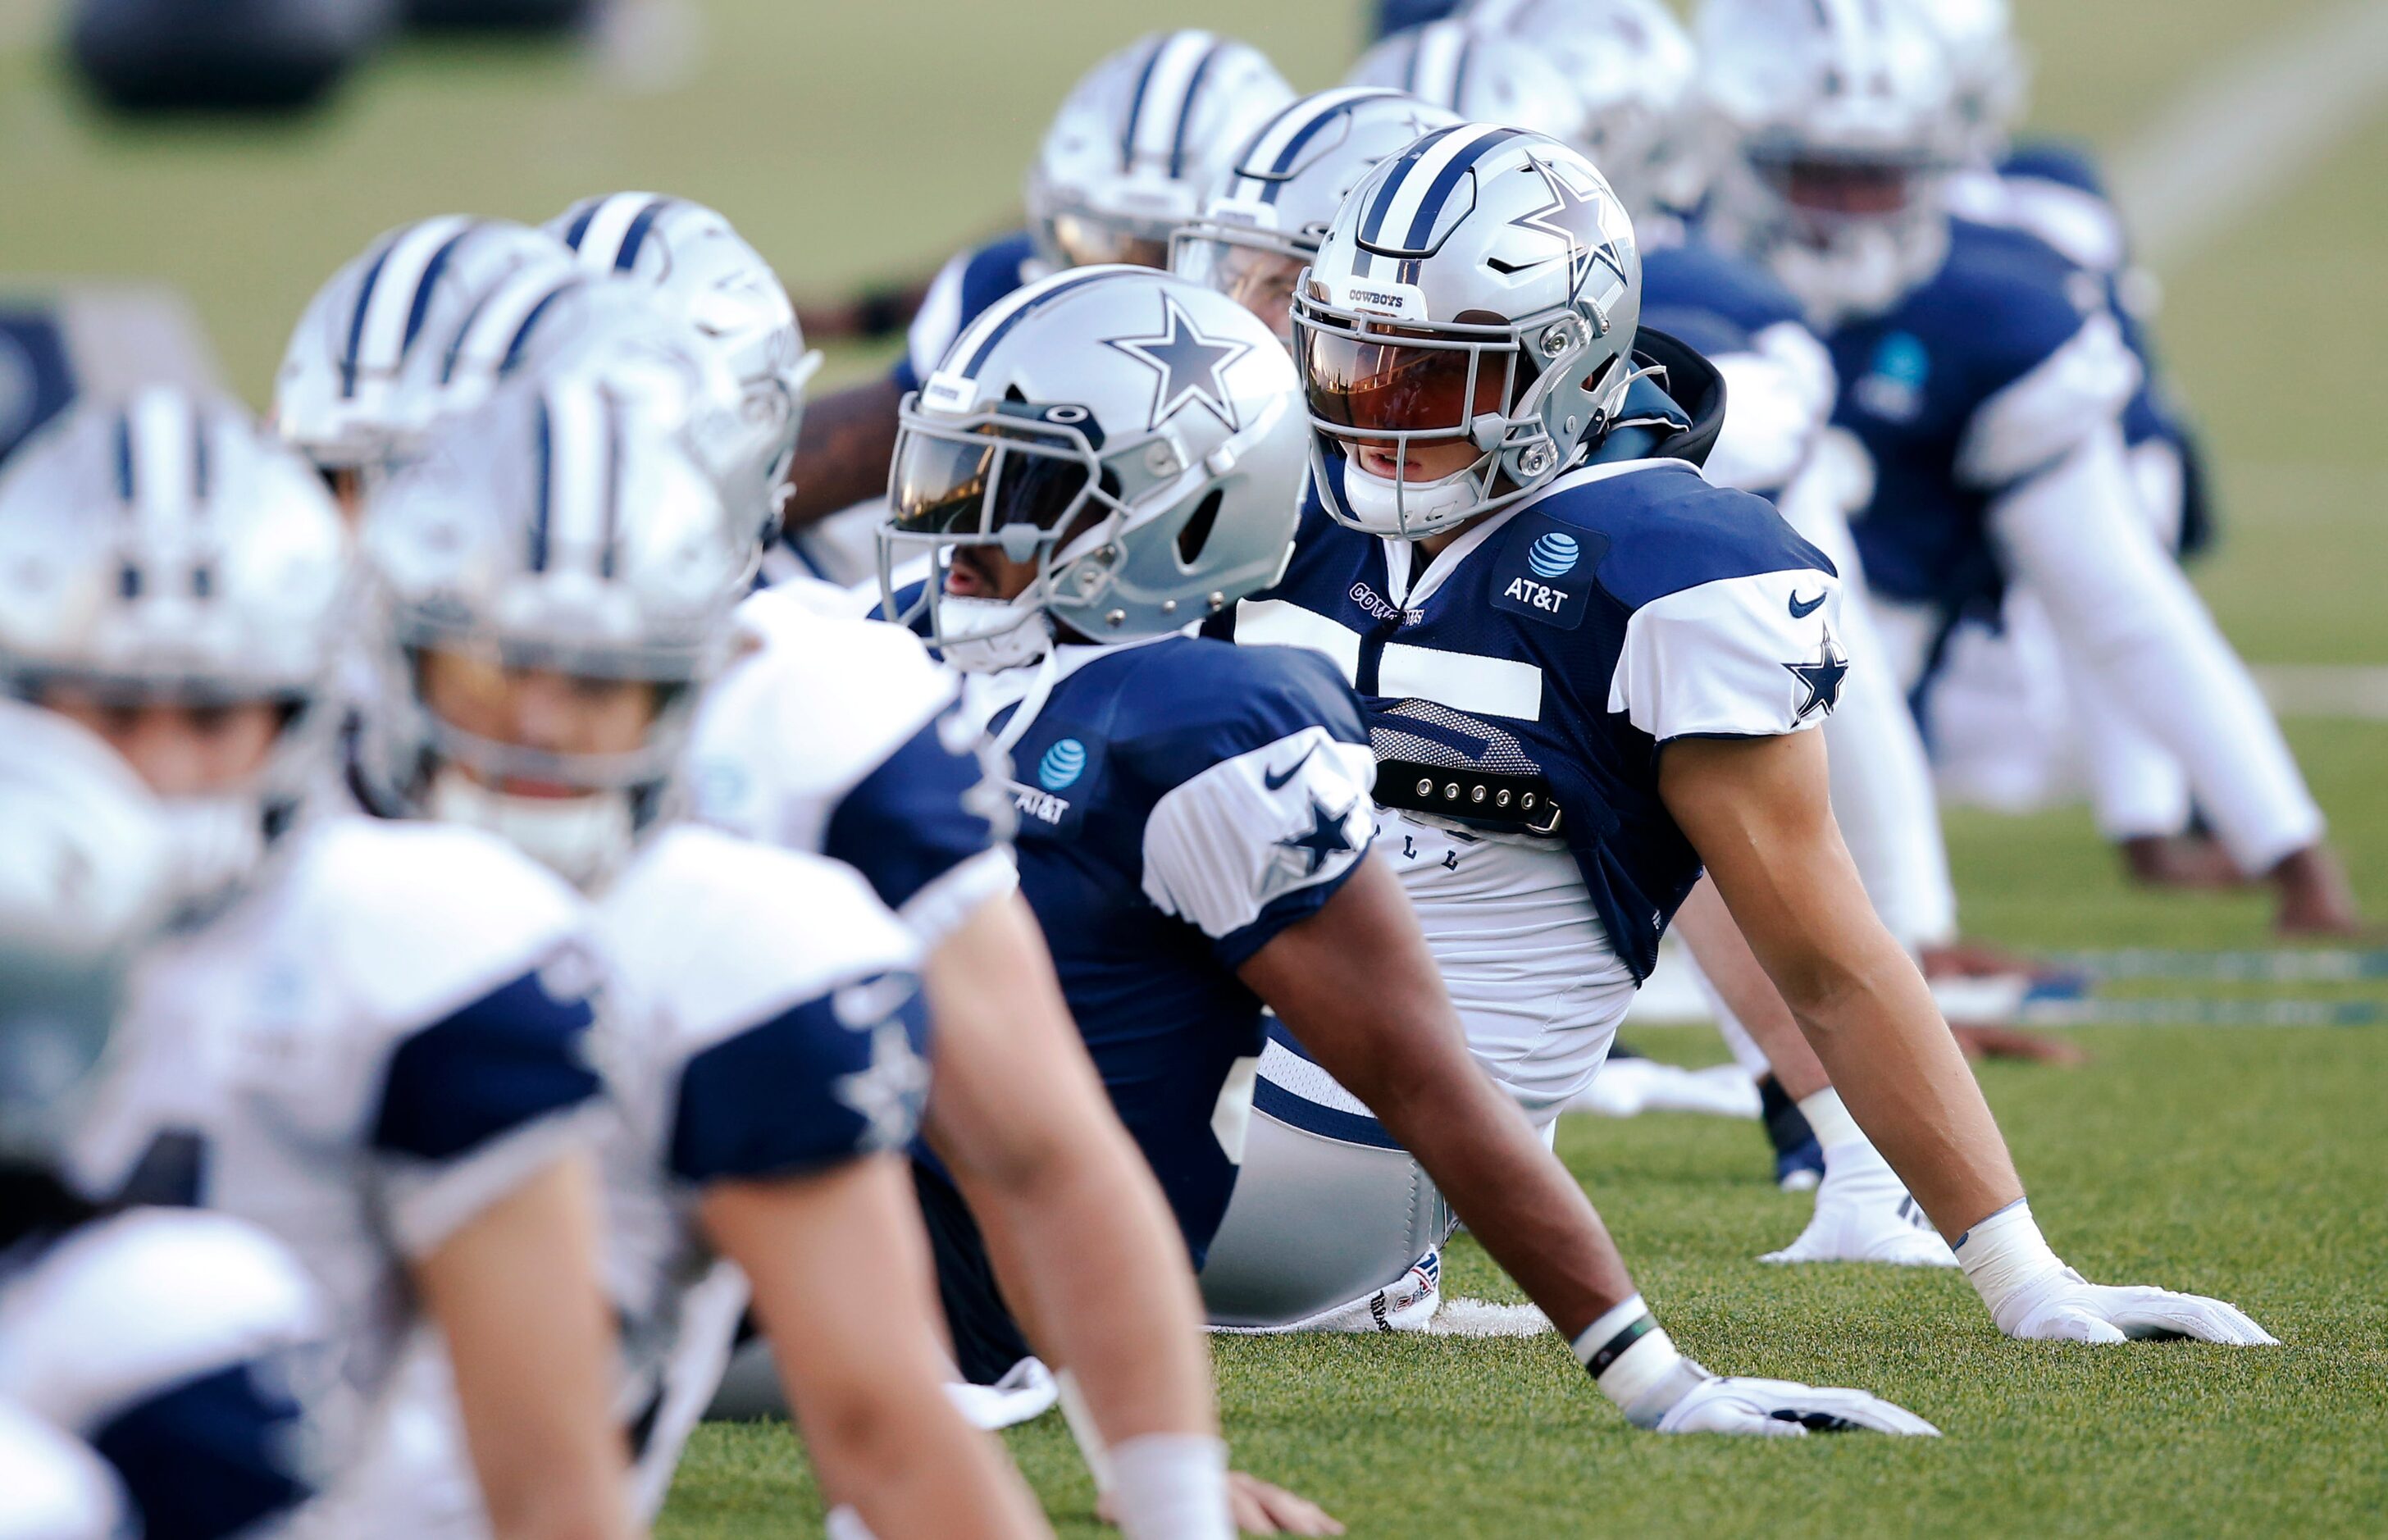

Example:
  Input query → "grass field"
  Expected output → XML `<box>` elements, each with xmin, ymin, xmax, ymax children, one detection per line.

<box><xmin>4</xmin><ymin>2</ymin><xmax>2385</xmax><ymax>1534</ymax></box>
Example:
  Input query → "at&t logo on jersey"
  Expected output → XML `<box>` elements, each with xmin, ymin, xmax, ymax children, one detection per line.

<box><xmin>1492</xmin><ymin>522</ymin><xmax>1597</xmax><ymax>630</ymax></box>
<box><xmin>1014</xmin><ymin>737</ymin><xmax>1091</xmax><ymax>828</ymax></box>
<box><xmin>1038</xmin><ymin>739</ymin><xmax>1087</xmax><ymax>790</ymax></box>
<box><xmin>1853</xmin><ymin>332</ymin><xmax>1930</xmax><ymax>424</ymax></box>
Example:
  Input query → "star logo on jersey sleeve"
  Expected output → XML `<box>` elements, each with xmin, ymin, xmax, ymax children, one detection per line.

<box><xmin>833</xmin><ymin>1022</ymin><xmax>932</xmax><ymax>1153</ymax></box>
<box><xmin>1105</xmin><ymin>294</ymin><xmax>1252</xmax><ymax>431</ymax></box>
<box><xmin>1507</xmin><ymin>157</ymin><xmax>1630</xmax><ymax>303</ymax></box>
<box><xmin>1276</xmin><ymin>792</ymin><xmax>1360</xmax><ymax>876</ymax></box>
<box><xmin>1785</xmin><ymin>634</ymin><xmax>1850</xmax><ymax>721</ymax></box>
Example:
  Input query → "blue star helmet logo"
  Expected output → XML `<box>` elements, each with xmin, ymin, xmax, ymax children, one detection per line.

<box><xmin>1037</xmin><ymin>738</ymin><xmax>1087</xmax><ymax>791</ymax></box>
<box><xmin>1528</xmin><ymin>531</ymin><xmax>1579</xmax><ymax>579</ymax></box>
<box><xmin>1785</xmin><ymin>634</ymin><xmax>1850</xmax><ymax>721</ymax></box>
<box><xmin>1104</xmin><ymin>294</ymin><xmax>1253</xmax><ymax>433</ymax></box>
<box><xmin>1506</xmin><ymin>154</ymin><xmax>1630</xmax><ymax>303</ymax></box>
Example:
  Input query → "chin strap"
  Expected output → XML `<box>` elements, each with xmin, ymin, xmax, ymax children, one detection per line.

<box><xmin>987</xmin><ymin>646</ymin><xmax>1064</xmax><ymax>759</ymax></box>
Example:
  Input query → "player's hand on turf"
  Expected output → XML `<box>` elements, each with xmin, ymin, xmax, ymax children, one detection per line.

<box><xmin>1761</xmin><ymin>1139</ymin><xmax>1956</xmax><ymax>1269</ymax></box>
<box><xmin>1227</xmin><ymin>1471</ymin><xmax>1344</xmax><ymax>1535</ymax></box>
<box><xmin>1625</xmin><ymin>1360</ymin><xmax>1940</xmax><ymax>1437</ymax></box>
<box><xmin>1990</xmin><ymin>1269</ymin><xmax>2279</xmax><ymax>1346</ymax></box>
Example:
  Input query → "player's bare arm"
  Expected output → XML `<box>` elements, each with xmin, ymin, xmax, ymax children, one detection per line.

<box><xmin>783</xmin><ymin>376</ymin><xmax>905</xmax><ymax>533</ymax></box>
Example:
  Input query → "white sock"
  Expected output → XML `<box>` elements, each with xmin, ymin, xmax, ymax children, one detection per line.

<box><xmin>1107</xmin><ymin>1434</ymin><xmax>1233</xmax><ymax>1540</ymax></box>
<box><xmin>823</xmin><ymin>1506</ymin><xmax>877</xmax><ymax>1540</ymax></box>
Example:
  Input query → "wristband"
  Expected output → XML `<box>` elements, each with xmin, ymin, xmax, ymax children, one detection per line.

<box><xmin>1572</xmin><ymin>1294</ymin><xmax>1686</xmax><ymax>1412</ymax></box>
<box><xmin>1953</xmin><ymin>1198</ymin><xmax>2067</xmax><ymax>1328</ymax></box>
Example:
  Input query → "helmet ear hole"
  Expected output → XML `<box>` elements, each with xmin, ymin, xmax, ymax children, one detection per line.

<box><xmin>1175</xmin><ymin>488</ymin><xmax>1225</xmax><ymax>567</ymax></box>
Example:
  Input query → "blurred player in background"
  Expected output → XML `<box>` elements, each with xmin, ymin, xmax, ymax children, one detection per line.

<box><xmin>356</xmin><ymin>356</ymin><xmax>1052</xmax><ymax>1539</ymax></box>
<box><xmin>781</xmin><ymin>30</ymin><xmax>1296</xmax><ymax>568</ymax></box>
<box><xmin>0</xmin><ymin>387</ymin><xmax>634</xmax><ymax>1540</ymax></box>
<box><xmin>1693</xmin><ymin>0</ymin><xmax>2361</xmax><ymax>935</ymax></box>
<box><xmin>0</xmin><ymin>700</ymin><xmax>329</xmax><ymax>1540</ymax></box>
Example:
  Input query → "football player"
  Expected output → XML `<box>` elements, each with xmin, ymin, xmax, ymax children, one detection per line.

<box><xmin>1693</xmin><ymin>0</ymin><xmax>2360</xmax><ymax>934</ymax></box>
<box><xmin>879</xmin><ymin>262</ymin><xmax>1941</xmax><ymax>1437</ymax></box>
<box><xmin>1912</xmin><ymin>0</ymin><xmax>2237</xmax><ymax>889</ymax></box>
<box><xmin>1179</xmin><ymin>80</ymin><xmax>1952</xmax><ymax>1265</ymax></box>
<box><xmin>1204</xmin><ymin>121</ymin><xmax>2276</xmax><ymax>1353</ymax></box>
<box><xmin>0</xmin><ymin>388</ymin><xmax>635</xmax><ymax>1540</ymax></box>
<box><xmin>357</xmin><ymin>361</ymin><xmax>1051</xmax><ymax>1538</ymax></box>
<box><xmin>1343</xmin><ymin>20</ymin><xmax>1587</xmax><ymax>148</ymax></box>
<box><xmin>0</xmin><ymin>699</ymin><xmax>329</xmax><ymax>1540</ymax></box>
<box><xmin>539</xmin><ymin>195</ymin><xmax>1332</xmax><ymax>1538</ymax></box>
<box><xmin>779</xmin><ymin>31</ymin><xmax>1295</xmax><ymax>548</ymax></box>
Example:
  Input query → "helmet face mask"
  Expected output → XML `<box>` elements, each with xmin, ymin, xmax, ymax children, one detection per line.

<box><xmin>877</xmin><ymin>267</ymin><xmax>1308</xmax><ymax>672</ymax></box>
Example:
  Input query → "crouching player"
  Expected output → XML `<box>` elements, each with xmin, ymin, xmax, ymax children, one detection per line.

<box><xmin>877</xmin><ymin>262</ymin><xmax>1944</xmax><ymax>1436</ymax></box>
<box><xmin>354</xmin><ymin>363</ymin><xmax>1052</xmax><ymax>1538</ymax></box>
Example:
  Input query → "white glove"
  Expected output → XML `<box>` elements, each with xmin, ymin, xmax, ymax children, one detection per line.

<box><xmin>1761</xmin><ymin>1132</ymin><xmax>1956</xmax><ymax>1269</ymax></box>
<box><xmin>1957</xmin><ymin>1201</ymin><xmax>2279</xmax><ymax>1346</ymax></box>
<box><xmin>1625</xmin><ymin>1360</ymin><xmax>1941</xmax><ymax>1437</ymax></box>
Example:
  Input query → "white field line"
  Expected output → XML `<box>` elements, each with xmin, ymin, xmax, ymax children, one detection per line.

<box><xmin>2111</xmin><ymin>0</ymin><xmax>2388</xmax><ymax>267</ymax></box>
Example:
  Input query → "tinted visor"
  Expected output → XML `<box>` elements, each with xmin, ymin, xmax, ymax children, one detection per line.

<box><xmin>889</xmin><ymin>419</ymin><xmax>1095</xmax><ymax>539</ymax></box>
<box><xmin>1753</xmin><ymin>153</ymin><xmax>1926</xmax><ymax>216</ymax></box>
<box><xmin>1301</xmin><ymin>326</ymin><xmax>1511</xmax><ymax>436</ymax></box>
<box><xmin>1050</xmin><ymin>212</ymin><xmax>1170</xmax><ymax>270</ymax></box>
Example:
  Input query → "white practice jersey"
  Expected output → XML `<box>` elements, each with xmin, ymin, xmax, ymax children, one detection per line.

<box><xmin>0</xmin><ymin>1401</ymin><xmax>127</xmax><ymax>1540</ymax></box>
<box><xmin>65</xmin><ymin>813</ymin><xmax>608</xmax><ymax>1524</ymax></box>
<box><xmin>687</xmin><ymin>585</ymin><xmax>1017</xmax><ymax>945</ymax></box>
<box><xmin>0</xmin><ymin>1210</ymin><xmax>323</xmax><ymax>1540</ymax></box>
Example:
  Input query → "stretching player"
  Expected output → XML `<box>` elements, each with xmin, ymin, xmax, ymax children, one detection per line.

<box><xmin>781</xmin><ymin>31</ymin><xmax>1294</xmax><ymax>548</ymax></box>
<box><xmin>1693</xmin><ymin>0</ymin><xmax>2360</xmax><ymax>934</ymax></box>
<box><xmin>1194</xmin><ymin>121</ymin><xmax>2273</xmax><ymax>1351</ymax></box>
<box><xmin>878</xmin><ymin>261</ymin><xmax>1944</xmax><ymax>1435</ymax></box>
<box><xmin>0</xmin><ymin>389</ymin><xmax>635</xmax><ymax>1540</ymax></box>
<box><xmin>0</xmin><ymin>702</ymin><xmax>329</xmax><ymax>1540</ymax></box>
<box><xmin>356</xmin><ymin>363</ymin><xmax>1050</xmax><ymax>1538</ymax></box>
<box><xmin>535</xmin><ymin>203</ymin><xmax>1312</xmax><ymax>1535</ymax></box>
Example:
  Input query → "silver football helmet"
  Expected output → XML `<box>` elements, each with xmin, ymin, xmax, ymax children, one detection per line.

<box><xmin>274</xmin><ymin>216</ymin><xmax>577</xmax><ymax>485</ymax></box>
<box><xmin>1026</xmin><ymin>30</ymin><xmax>1296</xmax><ymax>273</ymax></box>
<box><xmin>1907</xmin><ymin>0</ymin><xmax>2029</xmax><ymax>166</ymax></box>
<box><xmin>1345</xmin><ymin>21</ymin><xmax>1588</xmax><ymax>148</ymax></box>
<box><xmin>879</xmin><ymin>267</ymin><xmax>1306</xmax><ymax>673</ymax></box>
<box><xmin>1172</xmin><ymin>88</ymin><xmax>1465</xmax><ymax>345</ymax></box>
<box><xmin>0</xmin><ymin>701</ymin><xmax>170</xmax><ymax>1169</ymax></box>
<box><xmin>1294</xmin><ymin>125</ymin><xmax>1640</xmax><ymax>539</ymax></box>
<box><xmin>0</xmin><ymin>388</ymin><xmax>349</xmax><ymax>919</ymax></box>
<box><xmin>1464</xmin><ymin>0</ymin><xmax>1706</xmax><ymax>221</ymax></box>
<box><xmin>546</xmin><ymin>193</ymin><xmax>824</xmax><ymax>532</ymax></box>
<box><xmin>359</xmin><ymin>367</ymin><xmax>754</xmax><ymax>888</ymax></box>
<box><xmin>1695</xmin><ymin>0</ymin><xmax>1957</xmax><ymax>326</ymax></box>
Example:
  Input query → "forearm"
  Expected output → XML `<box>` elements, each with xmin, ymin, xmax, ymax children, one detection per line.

<box><xmin>922</xmin><ymin>893</ymin><xmax>1216</xmax><ymax>1447</ymax></box>
<box><xmin>1670</xmin><ymin>877</ymin><xmax>1830</xmax><ymax>1100</ymax></box>
<box><xmin>704</xmin><ymin>1163</ymin><xmax>1049</xmax><ymax>1540</ymax></box>
<box><xmin>414</xmin><ymin>1154</ymin><xmax>632</xmax><ymax>1540</ymax></box>
<box><xmin>783</xmin><ymin>378</ymin><xmax>904</xmax><ymax>532</ymax></box>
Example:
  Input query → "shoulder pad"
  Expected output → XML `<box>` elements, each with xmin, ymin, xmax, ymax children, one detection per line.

<box><xmin>1525</xmin><ymin>462</ymin><xmax>1832</xmax><ymax>612</ymax></box>
<box><xmin>294</xmin><ymin>818</ymin><xmax>587</xmax><ymax>1032</ymax></box>
<box><xmin>600</xmin><ymin>827</ymin><xmax>919</xmax><ymax>1060</ymax></box>
<box><xmin>688</xmin><ymin>606</ymin><xmax>957</xmax><ymax>850</ymax></box>
<box><xmin>1998</xmin><ymin>138</ymin><xmax>2112</xmax><ymax>198</ymax></box>
<box><xmin>0</xmin><ymin>1210</ymin><xmax>320</xmax><ymax>1434</ymax></box>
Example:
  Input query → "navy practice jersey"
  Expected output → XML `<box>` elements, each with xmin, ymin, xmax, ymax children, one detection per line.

<box><xmin>890</xmin><ymin>231</ymin><xmax>1043</xmax><ymax>396</ymax></box>
<box><xmin>1212</xmin><ymin>455</ymin><xmax>1843</xmax><ymax>982</ymax></box>
<box><xmin>968</xmin><ymin>635</ymin><xmax>1378</xmax><ymax>1262</ymax></box>
<box><xmin>1985</xmin><ymin>138</ymin><xmax>2213</xmax><ymax>555</ymax></box>
<box><xmin>1825</xmin><ymin>216</ymin><xmax>2138</xmax><ymax>618</ymax></box>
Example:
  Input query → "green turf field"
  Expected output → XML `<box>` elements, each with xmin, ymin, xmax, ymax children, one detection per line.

<box><xmin>4</xmin><ymin>2</ymin><xmax>2384</xmax><ymax>1533</ymax></box>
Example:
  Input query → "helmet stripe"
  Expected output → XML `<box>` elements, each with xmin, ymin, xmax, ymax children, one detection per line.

<box><xmin>1234</xmin><ymin>88</ymin><xmax>1393</xmax><ymax>204</ymax></box>
<box><xmin>561</xmin><ymin>198</ymin><xmax>600</xmax><ymax>252</ymax></box>
<box><xmin>400</xmin><ymin>223</ymin><xmax>479</xmax><ymax>357</ymax></box>
<box><xmin>529</xmin><ymin>394</ymin><xmax>554</xmax><ymax>572</ymax></box>
<box><xmin>338</xmin><ymin>236</ymin><xmax>401</xmax><ymax>400</ymax></box>
<box><xmin>1124</xmin><ymin>30</ymin><xmax>1219</xmax><ymax>172</ymax></box>
<box><xmin>571</xmin><ymin>194</ymin><xmax>663</xmax><ymax>273</ymax></box>
<box><xmin>1168</xmin><ymin>40</ymin><xmax>1231</xmax><ymax>179</ymax></box>
<box><xmin>1410</xmin><ymin>22</ymin><xmax>1469</xmax><ymax>109</ymax></box>
<box><xmin>345</xmin><ymin>216</ymin><xmax>474</xmax><ymax>399</ymax></box>
<box><xmin>613</xmin><ymin>198</ymin><xmax>677</xmax><ymax>272</ymax></box>
<box><xmin>1360</xmin><ymin>122</ymin><xmax>1520</xmax><ymax>253</ymax></box>
<box><xmin>950</xmin><ymin>267</ymin><xmax>1125</xmax><ymax>376</ymax></box>
<box><xmin>112</xmin><ymin>408</ymin><xmax>135</xmax><ymax>505</ymax></box>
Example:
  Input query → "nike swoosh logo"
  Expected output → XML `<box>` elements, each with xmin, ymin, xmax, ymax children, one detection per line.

<box><xmin>1789</xmin><ymin>590</ymin><xmax>1826</xmax><ymax>619</ymax></box>
<box><xmin>1264</xmin><ymin>745</ymin><xmax>1319</xmax><ymax>792</ymax></box>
